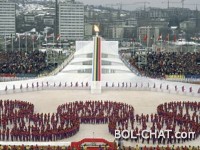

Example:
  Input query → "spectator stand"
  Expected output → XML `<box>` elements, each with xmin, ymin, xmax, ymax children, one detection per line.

<box><xmin>119</xmin><ymin>54</ymin><xmax>142</xmax><ymax>76</ymax></box>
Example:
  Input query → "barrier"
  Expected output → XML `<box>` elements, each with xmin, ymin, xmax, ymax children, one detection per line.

<box><xmin>165</xmin><ymin>74</ymin><xmax>200</xmax><ymax>83</ymax></box>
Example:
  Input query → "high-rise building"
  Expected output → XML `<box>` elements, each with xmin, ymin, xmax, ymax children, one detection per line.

<box><xmin>0</xmin><ymin>0</ymin><xmax>16</xmax><ymax>37</ymax></box>
<box><xmin>59</xmin><ymin>0</ymin><xmax>84</xmax><ymax>40</ymax></box>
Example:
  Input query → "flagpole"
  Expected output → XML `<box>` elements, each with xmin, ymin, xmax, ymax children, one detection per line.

<box><xmin>26</xmin><ymin>32</ymin><xmax>27</xmax><ymax>52</ymax></box>
<box><xmin>53</xmin><ymin>33</ymin><xmax>55</xmax><ymax>65</ymax></box>
<box><xmin>4</xmin><ymin>33</ymin><xmax>6</xmax><ymax>52</ymax></box>
<box><xmin>11</xmin><ymin>34</ymin><xmax>13</xmax><ymax>51</ymax></box>
<box><xmin>39</xmin><ymin>34</ymin><xmax>40</xmax><ymax>49</ymax></box>
<box><xmin>146</xmin><ymin>27</ymin><xmax>148</xmax><ymax>48</ymax></box>
<box><xmin>19</xmin><ymin>35</ymin><xmax>21</xmax><ymax>51</ymax></box>
<box><xmin>161</xmin><ymin>37</ymin><xmax>162</xmax><ymax>52</ymax></box>
<box><xmin>46</xmin><ymin>30</ymin><xmax>48</xmax><ymax>65</ymax></box>
<box><xmin>32</xmin><ymin>35</ymin><xmax>34</xmax><ymax>51</ymax></box>
<box><xmin>60</xmin><ymin>35</ymin><xmax>61</xmax><ymax>48</ymax></box>
<box><xmin>168</xmin><ymin>34</ymin><xmax>169</xmax><ymax>53</ymax></box>
<box><xmin>53</xmin><ymin>33</ymin><xmax>54</xmax><ymax>49</ymax></box>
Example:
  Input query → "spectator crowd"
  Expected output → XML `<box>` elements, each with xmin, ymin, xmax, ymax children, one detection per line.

<box><xmin>129</xmin><ymin>52</ymin><xmax>200</xmax><ymax>78</ymax></box>
<box><xmin>0</xmin><ymin>51</ymin><xmax>50</xmax><ymax>75</ymax></box>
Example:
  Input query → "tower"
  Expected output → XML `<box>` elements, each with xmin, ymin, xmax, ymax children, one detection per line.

<box><xmin>91</xmin><ymin>25</ymin><xmax>102</xmax><ymax>94</ymax></box>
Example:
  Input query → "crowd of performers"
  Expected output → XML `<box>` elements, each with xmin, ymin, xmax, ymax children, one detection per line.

<box><xmin>109</xmin><ymin>101</ymin><xmax>200</xmax><ymax>144</ymax></box>
<box><xmin>0</xmin><ymin>100</ymin><xmax>134</xmax><ymax>142</ymax></box>
<box><xmin>0</xmin><ymin>100</ymin><xmax>199</xmax><ymax>145</ymax></box>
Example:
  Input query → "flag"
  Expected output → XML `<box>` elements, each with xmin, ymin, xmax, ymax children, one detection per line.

<box><xmin>15</xmin><ymin>34</ymin><xmax>19</xmax><ymax>41</ymax></box>
<box><xmin>143</xmin><ymin>35</ymin><xmax>147</xmax><ymax>42</ymax></box>
<box><xmin>139</xmin><ymin>35</ymin><xmax>141</xmax><ymax>42</ymax></box>
<box><xmin>151</xmin><ymin>35</ymin><xmax>154</xmax><ymax>40</ymax></box>
<box><xmin>36</xmin><ymin>34</ymin><xmax>40</xmax><ymax>41</ymax></box>
<box><xmin>47</xmin><ymin>33</ymin><xmax>53</xmax><ymax>38</ymax></box>
<box><xmin>166</xmin><ymin>34</ymin><xmax>169</xmax><ymax>41</ymax></box>
<box><xmin>44</xmin><ymin>35</ymin><xmax>47</xmax><ymax>42</ymax></box>
<box><xmin>174</xmin><ymin>35</ymin><xmax>176</xmax><ymax>42</ymax></box>
<box><xmin>32</xmin><ymin>35</ymin><xmax>35</xmax><ymax>42</ymax></box>
<box><xmin>57</xmin><ymin>34</ymin><xmax>61</xmax><ymax>41</ymax></box>
<box><xmin>157</xmin><ymin>34</ymin><xmax>162</xmax><ymax>41</ymax></box>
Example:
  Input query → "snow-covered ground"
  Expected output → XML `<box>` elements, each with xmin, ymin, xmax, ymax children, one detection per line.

<box><xmin>0</xmin><ymin>90</ymin><xmax>199</xmax><ymax>147</ymax></box>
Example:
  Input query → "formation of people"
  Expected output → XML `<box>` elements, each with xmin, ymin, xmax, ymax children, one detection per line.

<box><xmin>0</xmin><ymin>100</ymin><xmax>134</xmax><ymax>142</ymax></box>
<box><xmin>109</xmin><ymin>101</ymin><xmax>200</xmax><ymax>144</ymax></box>
<box><xmin>129</xmin><ymin>52</ymin><xmax>200</xmax><ymax>78</ymax></box>
<box><xmin>0</xmin><ymin>99</ymin><xmax>199</xmax><ymax>145</ymax></box>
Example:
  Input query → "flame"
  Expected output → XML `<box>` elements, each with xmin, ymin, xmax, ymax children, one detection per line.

<box><xmin>94</xmin><ymin>25</ymin><xmax>99</xmax><ymax>32</ymax></box>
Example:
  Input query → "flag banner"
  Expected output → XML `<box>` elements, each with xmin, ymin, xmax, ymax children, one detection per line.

<box><xmin>36</xmin><ymin>34</ymin><xmax>40</xmax><ymax>41</ymax></box>
<box><xmin>174</xmin><ymin>35</ymin><xmax>176</xmax><ymax>42</ymax></box>
<box><xmin>143</xmin><ymin>35</ymin><xmax>147</xmax><ymax>42</ymax></box>
<box><xmin>15</xmin><ymin>34</ymin><xmax>19</xmax><ymax>42</ymax></box>
<box><xmin>32</xmin><ymin>35</ymin><xmax>36</xmax><ymax>41</ymax></box>
<box><xmin>157</xmin><ymin>34</ymin><xmax>162</xmax><ymax>41</ymax></box>
<box><xmin>166</xmin><ymin>34</ymin><xmax>169</xmax><ymax>41</ymax></box>
<box><xmin>151</xmin><ymin>35</ymin><xmax>154</xmax><ymax>40</ymax></box>
<box><xmin>57</xmin><ymin>34</ymin><xmax>61</xmax><ymax>41</ymax></box>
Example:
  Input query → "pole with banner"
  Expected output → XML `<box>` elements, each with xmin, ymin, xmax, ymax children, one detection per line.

<box><xmin>19</xmin><ymin>34</ymin><xmax>21</xmax><ymax>51</ymax></box>
<box><xmin>4</xmin><ymin>33</ymin><xmax>7</xmax><ymax>52</ymax></box>
<box><xmin>46</xmin><ymin>31</ymin><xmax>48</xmax><ymax>65</ymax></box>
<box><xmin>26</xmin><ymin>32</ymin><xmax>28</xmax><ymax>52</ymax></box>
<box><xmin>11</xmin><ymin>34</ymin><xmax>13</xmax><ymax>51</ymax></box>
<box><xmin>32</xmin><ymin>35</ymin><xmax>35</xmax><ymax>51</ymax></box>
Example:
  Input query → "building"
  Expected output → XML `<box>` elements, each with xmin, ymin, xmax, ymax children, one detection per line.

<box><xmin>84</xmin><ymin>23</ymin><xmax>93</xmax><ymax>38</ymax></box>
<box><xmin>180</xmin><ymin>20</ymin><xmax>196</xmax><ymax>30</ymax></box>
<box><xmin>137</xmin><ymin>26</ymin><xmax>159</xmax><ymax>47</ymax></box>
<box><xmin>0</xmin><ymin>0</ymin><xmax>16</xmax><ymax>37</ymax></box>
<box><xmin>126</xmin><ymin>18</ymin><xmax>138</xmax><ymax>26</ymax></box>
<box><xmin>59</xmin><ymin>0</ymin><xmax>84</xmax><ymax>40</ymax></box>
<box><xmin>24</xmin><ymin>13</ymin><xmax>35</xmax><ymax>23</ymax></box>
<box><xmin>110</xmin><ymin>26</ymin><xmax>124</xmax><ymax>39</ymax></box>
<box><xmin>44</xmin><ymin>15</ymin><xmax>55</xmax><ymax>26</ymax></box>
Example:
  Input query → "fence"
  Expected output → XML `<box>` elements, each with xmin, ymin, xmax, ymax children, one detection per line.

<box><xmin>165</xmin><ymin>75</ymin><xmax>200</xmax><ymax>83</ymax></box>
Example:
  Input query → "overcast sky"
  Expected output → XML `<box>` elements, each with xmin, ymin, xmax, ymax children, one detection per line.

<box><xmin>78</xmin><ymin>0</ymin><xmax>200</xmax><ymax>10</ymax></box>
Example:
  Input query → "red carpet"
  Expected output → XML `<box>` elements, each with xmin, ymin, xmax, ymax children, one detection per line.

<box><xmin>71</xmin><ymin>138</ymin><xmax>115</xmax><ymax>149</ymax></box>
